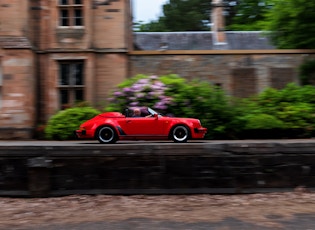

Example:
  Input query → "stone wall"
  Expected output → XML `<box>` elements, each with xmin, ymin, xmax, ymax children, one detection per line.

<box><xmin>0</xmin><ymin>141</ymin><xmax>314</xmax><ymax>197</ymax></box>
<box><xmin>0</xmin><ymin>48</ymin><xmax>35</xmax><ymax>138</ymax></box>
<box><xmin>129</xmin><ymin>51</ymin><xmax>315</xmax><ymax>97</ymax></box>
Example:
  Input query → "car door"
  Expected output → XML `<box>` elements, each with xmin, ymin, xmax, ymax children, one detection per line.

<box><xmin>119</xmin><ymin>116</ymin><xmax>165</xmax><ymax>136</ymax></box>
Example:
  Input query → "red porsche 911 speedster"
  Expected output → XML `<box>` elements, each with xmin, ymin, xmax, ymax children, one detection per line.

<box><xmin>75</xmin><ymin>107</ymin><xmax>207</xmax><ymax>144</ymax></box>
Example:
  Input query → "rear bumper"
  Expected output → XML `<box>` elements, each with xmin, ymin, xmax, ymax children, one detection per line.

<box><xmin>75</xmin><ymin>129</ymin><xmax>90</xmax><ymax>139</ymax></box>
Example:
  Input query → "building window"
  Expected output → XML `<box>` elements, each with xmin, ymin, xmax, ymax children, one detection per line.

<box><xmin>58</xmin><ymin>0</ymin><xmax>83</xmax><ymax>27</ymax></box>
<box><xmin>58</xmin><ymin>61</ymin><xmax>84</xmax><ymax>109</ymax></box>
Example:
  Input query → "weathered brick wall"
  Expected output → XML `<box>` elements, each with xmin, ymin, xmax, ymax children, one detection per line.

<box><xmin>0</xmin><ymin>1</ymin><xmax>35</xmax><ymax>139</ymax></box>
<box><xmin>92</xmin><ymin>0</ymin><xmax>130</xmax><ymax>49</ymax></box>
<box><xmin>0</xmin><ymin>0</ymin><xmax>29</xmax><ymax>36</ymax></box>
<box><xmin>0</xmin><ymin>141</ymin><xmax>314</xmax><ymax>197</ymax></box>
<box><xmin>94</xmin><ymin>53</ymin><xmax>128</xmax><ymax>101</ymax></box>
<box><xmin>0</xmin><ymin>49</ymin><xmax>35</xmax><ymax>138</ymax></box>
<box><xmin>129</xmin><ymin>53</ymin><xmax>315</xmax><ymax>97</ymax></box>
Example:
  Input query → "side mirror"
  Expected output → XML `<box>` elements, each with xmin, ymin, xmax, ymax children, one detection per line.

<box><xmin>154</xmin><ymin>114</ymin><xmax>158</xmax><ymax>119</ymax></box>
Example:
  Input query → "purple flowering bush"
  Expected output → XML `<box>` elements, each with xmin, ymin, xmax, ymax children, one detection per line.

<box><xmin>105</xmin><ymin>74</ymin><xmax>236</xmax><ymax>139</ymax></box>
<box><xmin>106</xmin><ymin>75</ymin><xmax>175</xmax><ymax>113</ymax></box>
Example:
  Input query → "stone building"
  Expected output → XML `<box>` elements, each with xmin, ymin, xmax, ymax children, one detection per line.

<box><xmin>0</xmin><ymin>1</ymin><xmax>35</xmax><ymax>139</ymax></box>
<box><xmin>0</xmin><ymin>0</ymin><xmax>132</xmax><ymax>138</ymax></box>
<box><xmin>0</xmin><ymin>0</ymin><xmax>315</xmax><ymax>139</ymax></box>
<box><xmin>131</xmin><ymin>1</ymin><xmax>315</xmax><ymax>97</ymax></box>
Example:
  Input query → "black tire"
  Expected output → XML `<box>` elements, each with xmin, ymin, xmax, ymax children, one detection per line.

<box><xmin>171</xmin><ymin>125</ymin><xmax>190</xmax><ymax>143</ymax></box>
<box><xmin>96</xmin><ymin>126</ymin><xmax>117</xmax><ymax>144</ymax></box>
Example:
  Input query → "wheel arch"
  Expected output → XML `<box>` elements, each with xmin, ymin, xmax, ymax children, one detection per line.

<box><xmin>94</xmin><ymin>123</ymin><xmax>119</xmax><ymax>139</ymax></box>
<box><xmin>168</xmin><ymin>123</ymin><xmax>192</xmax><ymax>140</ymax></box>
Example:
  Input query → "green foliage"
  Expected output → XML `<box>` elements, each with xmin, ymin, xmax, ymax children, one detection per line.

<box><xmin>106</xmin><ymin>74</ymin><xmax>236</xmax><ymax>139</ymax></box>
<box><xmin>227</xmin><ymin>0</ymin><xmax>274</xmax><ymax>31</ymax></box>
<box><xmin>242</xmin><ymin>114</ymin><xmax>284</xmax><ymax>129</ymax></box>
<box><xmin>106</xmin><ymin>76</ymin><xmax>315</xmax><ymax>139</ymax></box>
<box><xmin>257</xmin><ymin>83</ymin><xmax>315</xmax><ymax>105</ymax></box>
<box><xmin>134</xmin><ymin>0</ymin><xmax>239</xmax><ymax>32</ymax></box>
<box><xmin>299</xmin><ymin>59</ymin><xmax>315</xmax><ymax>85</ymax></box>
<box><xmin>237</xmin><ymin>83</ymin><xmax>315</xmax><ymax>134</ymax></box>
<box><xmin>44</xmin><ymin>77</ymin><xmax>315</xmax><ymax>140</ymax></box>
<box><xmin>134</xmin><ymin>0</ymin><xmax>279</xmax><ymax>32</ymax></box>
<box><xmin>133</xmin><ymin>20</ymin><xmax>167</xmax><ymax>32</ymax></box>
<box><xmin>265</xmin><ymin>0</ymin><xmax>315</xmax><ymax>48</ymax></box>
<box><xmin>45</xmin><ymin>107</ymin><xmax>100</xmax><ymax>140</ymax></box>
<box><xmin>275</xmin><ymin>103</ymin><xmax>315</xmax><ymax>130</ymax></box>
<box><xmin>161</xmin><ymin>0</ymin><xmax>211</xmax><ymax>31</ymax></box>
<box><xmin>167</xmin><ymin>79</ymin><xmax>237</xmax><ymax>139</ymax></box>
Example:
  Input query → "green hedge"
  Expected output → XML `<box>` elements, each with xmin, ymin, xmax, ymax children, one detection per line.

<box><xmin>44</xmin><ymin>77</ymin><xmax>315</xmax><ymax>140</ymax></box>
<box><xmin>45</xmin><ymin>107</ymin><xmax>100</xmax><ymax>140</ymax></box>
<box><xmin>106</xmin><ymin>74</ymin><xmax>236</xmax><ymax>139</ymax></box>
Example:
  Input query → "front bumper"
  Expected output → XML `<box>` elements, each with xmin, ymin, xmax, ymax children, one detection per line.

<box><xmin>194</xmin><ymin>127</ymin><xmax>207</xmax><ymax>134</ymax></box>
<box><xmin>192</xmin><ymin>127</ymin><xmax>207</xmax><ymax>139</ymax></box>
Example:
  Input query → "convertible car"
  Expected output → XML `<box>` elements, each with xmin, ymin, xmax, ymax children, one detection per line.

<box><xmin>75</xmin><ymin>107</ymin><xmax>207</xmax><ymax>144</ymax></box>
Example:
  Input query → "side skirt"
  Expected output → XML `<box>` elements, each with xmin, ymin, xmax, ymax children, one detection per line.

<box><xmin>119</xmin><ymin>135</ymin><xmax>169</xmax><ymax>140</ymax></box>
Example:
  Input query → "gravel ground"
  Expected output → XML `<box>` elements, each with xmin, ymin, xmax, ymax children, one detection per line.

<box><xmin>1</xmin><ymin>191</ymin><xmax>315</xmax><ymax>230</ymax></box>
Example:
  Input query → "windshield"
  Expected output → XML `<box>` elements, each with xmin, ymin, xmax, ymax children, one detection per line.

<box><xmin>148</xmin><ymin>107</ymin><xmax>161</xmax><ymax>116</ymax></box>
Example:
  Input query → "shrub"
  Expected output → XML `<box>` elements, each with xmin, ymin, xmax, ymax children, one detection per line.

<box><xmin>242</xmin><ymin>114</ymin><xmax>284</xmax><ymax>130</ymax></box>
<box><xmin>106</xmin><ymin>74</ymin><xmax>176</xmax><ymax>112</ymax></box>
<box><xmin>45</xmin><ymin>107</ymin><xmax>101</xmax><ymax>140</ymax></box>
<box><xmin>237</xmin><ymin>83</ymin><xmax>315</xmax><ymax>137</ymax></box>
<box><xmin>106</xmin><ymin>74</ymin><xmax>237</xmax><ymax>139</ymax></box>
<box><xmin>275</xmin><ymin>103</ymin><xmax>315</xmax><ymax>130</ymax></box>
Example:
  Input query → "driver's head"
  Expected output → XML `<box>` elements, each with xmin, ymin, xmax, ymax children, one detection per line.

<box><xmin>133</xmin><ymin>108</ymin><xmax>141</xmax><ymax>117</ymax></box>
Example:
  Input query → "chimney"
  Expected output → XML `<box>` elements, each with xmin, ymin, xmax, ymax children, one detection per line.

<box><xmin>211</xmin><ymin>0</ymin><xmax>227</xmax><ymax>49</ymax></box>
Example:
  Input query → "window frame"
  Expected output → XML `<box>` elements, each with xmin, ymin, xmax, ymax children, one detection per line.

<box><xmin>57</xmin><ymin>60</ymin><xmax>85</xmax><ymax>109</ymax></box>
<box><xmin>58</xmin><ymin>0</ymin><xmax>84</xmax><ymax>28</ymax></box>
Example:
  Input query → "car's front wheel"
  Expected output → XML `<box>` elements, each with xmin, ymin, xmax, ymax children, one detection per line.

<box><xmin>171</xmin><ymin>125</ymin><xmax>190</xmax><ymax>143</ymax></box>
<box><xmin>96</xmin><ymin>126</ymin><xmax>117</xmax><ymax>144</ymax></box>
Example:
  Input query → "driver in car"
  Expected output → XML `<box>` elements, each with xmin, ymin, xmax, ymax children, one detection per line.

<box><xmin>132</xmin><ymin>108</ymin><xmax>141</xmax><ymax>117</ymax></box>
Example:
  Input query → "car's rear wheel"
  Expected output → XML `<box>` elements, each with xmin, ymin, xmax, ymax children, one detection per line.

<box><xmin>97</xmin><ymin>126</ymin><xmax>117</xmax><ymax>144</ymax></box>
<box><xmin>171</xmin><ymin>125</ymin><xmax>190</xmax><ymax>143</ymax></box>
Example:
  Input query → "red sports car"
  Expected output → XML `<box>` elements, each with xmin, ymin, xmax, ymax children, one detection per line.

<box><xmin>75</xmin><ymin>107</ymin><xmax>207</xmax><ymax>144</ymax></box>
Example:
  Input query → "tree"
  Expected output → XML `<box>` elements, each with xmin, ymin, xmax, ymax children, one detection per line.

<box><xmin>161</xmin><ymin>0</ymin><xmax>211</xmax><ymax>31</ymax></box>
<box><xmin>136</xmin><ymin>0</ymin><xmax>238</xmax><ymax>32</ymax></box>
<box><xmin>134</xmin><ymin>0</ymin><xmax>272</xmax><ymax>32</ymax></box>
<box><xmin>133</xmin><ymin>20</ymin><xmax>167</xmax><ymax>32</ymax></box>
<box><xmin>135</xmin><ymin>0</ymin><xmax>212</xmax><ymax>32</ymax></box>
<box><xmin>226</xmin><ymin>0</ymin><xmax>274</xmax><ymax>31</ymax></box>
<box><xmin>265</xmin><ymin>0</ymin><xmax>315</xmax><ymax>48</ymax></box>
